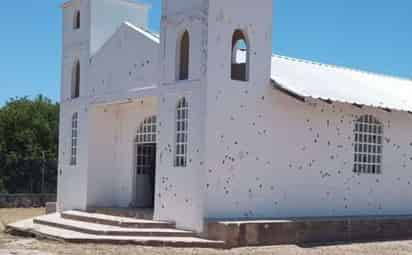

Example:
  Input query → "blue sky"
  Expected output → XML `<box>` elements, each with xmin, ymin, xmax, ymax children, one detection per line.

<box><xmin>0</xmin><ymin>0</ymin><xmax>410</xmax><ymax>105</ymax></box>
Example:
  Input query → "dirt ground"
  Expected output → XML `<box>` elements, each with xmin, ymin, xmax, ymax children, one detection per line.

<box><xmin>2</xmin><ymin>208</ymin><xmax>412</xmax><ymax>255</ymax></box>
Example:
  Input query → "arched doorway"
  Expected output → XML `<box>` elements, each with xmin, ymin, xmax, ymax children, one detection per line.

<box><xmin>134</xmin><ymin>116</ymin><xmax>157</xmax><ymax>208</ymax></box>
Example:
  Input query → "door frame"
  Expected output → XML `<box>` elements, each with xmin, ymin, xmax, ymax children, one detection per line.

<box><xmin>132</xmin><ymin>116</ymin><xmax>157</xmax><ymax>208</ymax></box>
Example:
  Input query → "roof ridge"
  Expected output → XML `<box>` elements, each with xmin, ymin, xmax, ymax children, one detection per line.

<box><xmin>272</xmin><ymin>54</ymin><xmax>412</xmax><ymax>83</ymax></box>
<box><xmin>123</xmin><ymin>22</ymin><xmax>160</xmax><ymax>41</ymax></box>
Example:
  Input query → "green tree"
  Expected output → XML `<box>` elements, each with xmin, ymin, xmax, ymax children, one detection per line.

<box><xmin>0</xmin><ymin>95</ymin><xmax>59</xmax><ymax>193</ymax></box>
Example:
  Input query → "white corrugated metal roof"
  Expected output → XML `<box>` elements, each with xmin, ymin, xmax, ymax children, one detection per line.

<box><xmin>271</xmin><ymin>55</ymin><xmax>412</xmax><ymax>112</ymax></box>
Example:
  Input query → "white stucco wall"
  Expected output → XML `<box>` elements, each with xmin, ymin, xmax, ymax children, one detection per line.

<box><xmin>202</xmin><ymin>0</ymin><xmax>412</xmax><ymax>220</ymax></box>
<box><xmin>87</xmin><ymin>99</ymin><xmax>157</xmax><ymax>208</ymax></box>
<box><xmin>59</xmin><ymin>0</ymin><xmax>92</xmax><ymax>211</ymax></box>
<box><xmin>88</xmin><ymin>23</ymin><xmax>159</xmax><ymax>98</ymax></box>
<box><xmin>58</xmin><ymin>99</ymin><xmax>91</xmax><ymax>211</ymax></box>
<box><xmin>155</xmin><ymin>86</ymin><xmax>206</xmax><ymax>232</ymax></box>
<box><xmin>59</xmin><ymin>0</ymin><xmax>158</xmax><ymax>212</ymax></box>
<box><xmin>205</xmin><ymin>86</ymin><xmax>412</xmax><ymax>219</ymax></box>
<box><xmin>58</xmin><ymin>0</ymin><xmax>412</xmax><ymax>235</ymax></box>
<box><xmin>154</xmin><ymin>0</ymin><xmax>209</xmax><ymax>232</ymax></box>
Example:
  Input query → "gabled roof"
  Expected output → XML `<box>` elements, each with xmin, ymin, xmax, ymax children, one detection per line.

<box><xmin>123</xmin><ymin>22</ymin><xmax>160</xmax><ymax>43</ymax></box>
<box><xmin>271</xmin><ymin>55</ymin><xmax>412</xmax><ymax>112</ymax></box>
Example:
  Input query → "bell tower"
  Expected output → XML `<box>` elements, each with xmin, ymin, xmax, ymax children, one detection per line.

<box><xmin>160</xmin><ymin>0</ymin><xmax>209</xmax><ymax>85</ymax></box>
<box><xmin>206</xmin><ymin>0</ymin><xmax>273</xmax><ymax>85</ymax></box>
<box><xmin>61</xmin><ymin>0</ymin><xmax>91</xmax><ymax>102</ymax></box>
<box><xmin>155</xmin><ymin>0</ymin><xmax>273</xmax><ymax>232</ymax></box>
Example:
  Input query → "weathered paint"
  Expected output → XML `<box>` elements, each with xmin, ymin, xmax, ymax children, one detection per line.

<box><xmin>58</xmin><ymin>0</ymin><xmax>157</xmax><ymax>212</ymax></box>
<box><xmin>58</xmin><ymin>0</ymin><xmax>412</xmax><ymax>234</ymax></box>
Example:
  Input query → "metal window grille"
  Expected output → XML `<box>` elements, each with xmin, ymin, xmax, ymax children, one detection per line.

<box><xmin>175</xmin><ymin>98</ymin><xmax>188</xmax><ymax>167</ymax></box>
<box><xmin>135</xmin><ymin>116</ymin><xmax>157</xmax><ymax>175</ymax></box>
<box><xmin>70</xmin><ymin>112</ymin><xmax>78</xmax><ymax>165</ymax></box>
<box><xmin>353</xmin><ymin>115</ymin><xmax>383</xmax><ymax>174</ymax></box>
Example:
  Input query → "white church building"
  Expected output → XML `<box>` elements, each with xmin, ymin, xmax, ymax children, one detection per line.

<box><xmin>58</xmin><ymin>0</ymin><xmax>412</xmax><ymax>233</ymax></box>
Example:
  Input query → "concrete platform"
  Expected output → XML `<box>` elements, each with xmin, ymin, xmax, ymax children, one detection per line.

<box><xmin>33</xmin><ymin>213</ymin><xmax>193</xmax><ymax>237</ymax></box>
<box><xmin>86</xmin><ymin>207</ymin><xmax>154</xmax><ymax>220</ymax></box>
<box><xmin>61</xmin><ymin>210</ymin><xmax>174</xmax><ymax>228</ymax></box>
<box><xmin>207</xmin><ymin>215</ymin><xmax>412</xmax><ymax>247</ymax></box>
<box><xmin>7</xmin><ymin>218</ymin><xmax>225</xmax><ymax>248</ymax></box>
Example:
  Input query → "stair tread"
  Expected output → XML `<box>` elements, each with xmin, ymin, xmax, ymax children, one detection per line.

<box><xmin>7</xmin><ymin>219</ymin><xmax>225</xmax><ymax>248</ymax></box>
<box><xmin>35</xmin><ymin>213</ymin><xmax>191</xmax><ymax>234</ymax></box>
<box><xmin>63</xmin><ymin>210</ymin><xmax>170</xmax><ymax>225</ymax></box>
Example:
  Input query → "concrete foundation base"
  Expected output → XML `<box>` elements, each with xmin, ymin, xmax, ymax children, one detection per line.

<box><xmin>207</xmin><ymin>216</ymin><xmax>412</xmax><ymax>247</ymax></box>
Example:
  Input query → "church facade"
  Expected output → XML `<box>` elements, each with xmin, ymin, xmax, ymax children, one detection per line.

<box><xmin>58</xmin><ymin>0</ymin><xmax>412</xmax><ymax>232</ymax></box>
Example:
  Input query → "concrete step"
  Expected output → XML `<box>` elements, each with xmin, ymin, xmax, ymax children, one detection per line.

<box><xmin>7</xmin><ymin>219</ymin><xmax>226</xmax><ymax>248</ymax></box>
<box><xmin>87</xmin><ymin>207</ymin><xmax>153</xmax><ymax>220</ymax></box>
<box><xmin>33</xmin><ymin>213</ymin><xmax>194</xmax><ymax>237</ymax></box>
<box><xmin>61</xmin><ymin>210</ymin><xmax>175</xmax><ymax>229</ymax></box>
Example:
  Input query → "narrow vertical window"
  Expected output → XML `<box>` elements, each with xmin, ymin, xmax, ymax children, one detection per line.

<box><xmin>74</xmin><ymin>10</ymin><xmax>80</xmax><ymax>30</ymax></box>
<box><xmin>231</xmin><ymin>30</ymin><xmax>249</xmax><ymax>81</ymax></box>
<box><xmin>178</xmin><ymin>31</ymin><xmax>190</xmax><ymax>81</ymax></box>
<box><xmin>71</xmin><ymin>60</ymin><xmax>80</xmax><ymax>99</ymax></box>
<box><xmin>353</xmin><ymin>115</ymin><xmax>383</xmax><ymax>174</ymax></box>
<box><xmin>175</xmin><ymin>98</ymin><xmax>188</xmax><ymax>167</ymax></box>
<box><xmin>70</xmin><ymin>112</ymin><xmax>78</xmax><ymax>166</ymax></box>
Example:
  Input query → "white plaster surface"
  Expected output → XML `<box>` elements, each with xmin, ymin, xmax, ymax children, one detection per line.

<box><xmin>58</xmin><ymin>0</ymin><xmax>412</xmax><ymax>234</ymax></box>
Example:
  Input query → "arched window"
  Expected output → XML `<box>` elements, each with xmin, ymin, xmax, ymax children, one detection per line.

<box><xmin>231</xmin><ymin>30</ymin><xmax>249</xmax><ymax>81</ymax></box>
<box><xmin>71</xmin><ymin>61</ymin><xmax>80</xmax><ymax>99</ymax></box>
<box><xmin>70</xmin><ymin>112</ymin><xmax>78</xmax><ymax>166</ymax></box>
<box><xmin>178</xmin><ymin>31</ymin><xmax>190</xmax><ymax>81</ymax></box>
<box><xmin>74</xmin><ymin>11</ymin><xmax>80</xmax><ymax>30</ymax></box>
<box><xmin>354</xmin><ymin>115</ymin><xmax>383</xmax><ymax>174</ymax></box>
<box><xmin>175</xmin><ymin>98</ymin><xmax>188</xmax><ymax>167</ymax></box>
<box><xmin>135</xmin><ymin>116</ymin><xmax>157</xmax><ymax>175</ymax></box>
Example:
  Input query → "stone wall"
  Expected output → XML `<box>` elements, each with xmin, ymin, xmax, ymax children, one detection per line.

<box><xmin>0</xmin><ymin>194</ymin><xmax>56</xmax><ymax>208</ymax></box>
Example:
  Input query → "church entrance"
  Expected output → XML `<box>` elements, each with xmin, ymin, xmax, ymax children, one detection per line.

<box><xmin>134</xmin><ymin>116</ymin><xmax>157</xmax><ymax>208</ymax></box>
